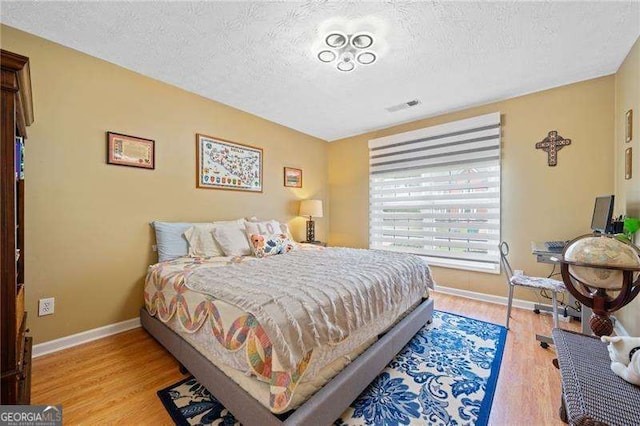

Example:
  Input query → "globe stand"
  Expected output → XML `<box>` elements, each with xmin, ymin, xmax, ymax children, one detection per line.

<box><xmin>560</xmin><ymin>238</ymin><xmax>640</xmax><ymax>337</ymax></box>
<box><xmin>589</xmin><ymin>313</ymin><xmax>614</xmax><ymax>337</ymax></box>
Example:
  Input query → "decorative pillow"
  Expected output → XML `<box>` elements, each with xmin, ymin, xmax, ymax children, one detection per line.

<box><xmin>246</xmin><ymin>219</ymin><xmax>295</xmax><ymax>242</ymax></box>
<box><xmin>248</xmin><ymin>233</ymin><xmax>296</xmax><ymax>258</ymax></box>
<box><xmin>245</xmin><ymin>220</ymin><xmax>281</xmax><ymax>235</ymax></box>
<box><xmin>184</xmin><ymin>224</ymin><xmax>223</xmax><ymax>258</ymax></box>
<box><xmin>212</xmin><ymin>223</ymin><xmax>252</xmax><ymax>256</ymax></box>
<box><xmin>152</xmin><ymin>222</ymin><xmax>201</xmax><ymax>262</ymax></box>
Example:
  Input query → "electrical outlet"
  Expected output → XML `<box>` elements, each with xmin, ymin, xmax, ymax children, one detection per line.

<box><xmin>38</xmin><ymin>297</ymin><xmax>55</xmax><ymax>316</ymax></box>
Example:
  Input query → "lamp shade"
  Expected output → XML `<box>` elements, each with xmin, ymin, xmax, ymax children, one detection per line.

<box><xmin>299</xmin><ymin>199</ymin><xmax>323</xmax><ymax>218</ymax></box>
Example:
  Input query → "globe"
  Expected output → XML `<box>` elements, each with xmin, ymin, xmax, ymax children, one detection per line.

<box><xmin>563</xmin><ymin>235</ymin><xmax>640</xmax><ymax>290</ymax></box>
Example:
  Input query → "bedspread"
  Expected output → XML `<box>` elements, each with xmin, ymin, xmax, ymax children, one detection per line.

<box><xmin>185</xmin><ymin>248</ymin><xmax>433</xmax><ymax>373</ymax></box>
<box><xmin>145</xmin><ymin>247</ymin><xmax>433</xmax><ymax>412</ymax></box>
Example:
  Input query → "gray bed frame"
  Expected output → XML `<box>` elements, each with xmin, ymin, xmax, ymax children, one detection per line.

<box><xmin>141</xmin><ymin>297</ymin><xmax>433</xmax><ymax>426</ymax></box>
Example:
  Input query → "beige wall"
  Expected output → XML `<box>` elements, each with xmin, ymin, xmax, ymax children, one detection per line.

<box><xmin>329</xmin><ymin>77</ymin><xmax>616</xmax><ymax>302</ymax></box>
<box><xmin>1</xmin><ymin>25</ymin><xmax>329</xmax><ymax>344</ymax></box>
<box><xmin>614</xmin><ymin>37</ymin><xmax>640</xmax><ymax>336</ymax></box>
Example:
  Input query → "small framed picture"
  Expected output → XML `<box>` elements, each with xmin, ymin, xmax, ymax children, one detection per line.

<box><xmin>625</xmin><ymin>147</ymin><xmax>632</xmax><ymax>180</ymax></box>
<box><xmin>107</xmin><ymin>132</ymin><xmax>155</xmax><ymax>169</ymax></box>
<box><xmin>284</xmin><ymin>167</ymin><xmax>302</xmax><ymax>188</ymax></box>
<box><xmin>626</xmin><ymin>109</ymin><xmax>633</xmax><ymax>143</ymax></box>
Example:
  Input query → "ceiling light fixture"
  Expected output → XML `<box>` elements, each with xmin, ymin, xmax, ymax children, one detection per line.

<box><xmin>317</xmin><ymin>31</ymin><xmax>378</xmax><ymax>72</ymax></box>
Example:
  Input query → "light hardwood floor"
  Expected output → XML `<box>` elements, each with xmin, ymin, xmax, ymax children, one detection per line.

<box><xmin>31</xmin><ymin>292</ymin><xmax>577</xmax><ymax>425</ymax></box>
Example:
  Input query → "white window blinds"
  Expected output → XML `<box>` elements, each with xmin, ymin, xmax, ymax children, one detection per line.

<box><xmin>368</xmin><ymin>112</ymin><xmax>501</xmax><ymax>273</ymax></box>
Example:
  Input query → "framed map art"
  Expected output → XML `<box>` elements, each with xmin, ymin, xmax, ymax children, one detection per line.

<box><xmin>196</xmin><ymin>134</ymin><xmax>263</xmax><ymax>192</ymax></box>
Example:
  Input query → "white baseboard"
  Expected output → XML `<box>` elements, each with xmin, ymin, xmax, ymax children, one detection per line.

<box><xmin>433</xmin><ymin>284</ymin><xmax>537</xmax><ymax>311</ymax></box>
<box><xmin>32</xmin><ymin>317</ymin><xmax>140</xmax><ymax>358</ymax></box>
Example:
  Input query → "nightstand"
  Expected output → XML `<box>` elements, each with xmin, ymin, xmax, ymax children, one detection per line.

<box><xmin>301</xmin><ymin>241</ymin><xmax>327</xmax><ymax>247</ymax></box>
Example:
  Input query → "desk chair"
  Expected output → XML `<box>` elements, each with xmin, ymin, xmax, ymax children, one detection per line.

<box><xmin>499</xmin><ymin>242</ymin><xmax>566</xmax><ymax>348</ymax></box>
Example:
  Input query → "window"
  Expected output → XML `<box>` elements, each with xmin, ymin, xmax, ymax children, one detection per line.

<box><xmin>368</xmin><ymin>112</ymin><xmax>501</xmax><ymax>273</ymax></box>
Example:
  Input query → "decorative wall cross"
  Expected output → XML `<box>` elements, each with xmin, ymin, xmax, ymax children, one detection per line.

<box><xmin>535</xmin><ymin>130</ymin><xmax>571</xmax><ymax>166</ymax></box>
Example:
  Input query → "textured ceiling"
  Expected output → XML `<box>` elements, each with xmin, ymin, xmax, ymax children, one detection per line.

<box><xmin>1</xmin><ymin>1</ymin><xmax>639</xmax><ymax>141</ymax></box>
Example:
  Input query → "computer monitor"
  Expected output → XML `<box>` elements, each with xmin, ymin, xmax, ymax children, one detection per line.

<box><xmin>590</xmin><ymin>195</ymin><xmax>615</xmax><ymax>233</ymax></box>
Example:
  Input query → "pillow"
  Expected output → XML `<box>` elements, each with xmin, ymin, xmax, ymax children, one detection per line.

<box><xmin>246</xmin><ymin>219</ymin><xmax>295</xmax><ymax>242</ymax></box>
<box><xmin>153</xmin><ymin>219</ymin><xmax>245</xmax><ymax>262</ymax></box>
<box><xmin>152</xmin><ymin>222</ymin><xmax>198</xmax><ymax>262</ymax></box>
<box><xmin>245</xmin><ymin>220</ymin><xmax>281</xmax><ymax>235</ymax></box>
<box><xmin>184</xmin><ymin>224</ymin><xmax>223</xmax><ymax>258</ymax></box>
<box><xmin>248</xmin><ymin>233</ymin><xmax>295</xmax><ymax>258</ymax></box>
<box><xmin>212</xmin><ymin>223</ymin><xmax>252</xmax><ymax>256</ymax></box>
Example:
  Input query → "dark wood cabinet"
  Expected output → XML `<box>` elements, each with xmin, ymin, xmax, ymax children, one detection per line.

<box><xmin>1</xmin><ymin>49</ymin><xmax>34</xmax><ymax>405</ymax></box>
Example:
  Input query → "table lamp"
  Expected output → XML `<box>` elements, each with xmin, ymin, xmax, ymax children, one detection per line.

<box><xmin>560</xmin><ymin>233</ymin><xmax>640</xmax><ymax>336</ymax></box>
<box><xmin>299</xmin><ymin>199</ymin><xmax>323</xmax><ymax>243</ymax></box>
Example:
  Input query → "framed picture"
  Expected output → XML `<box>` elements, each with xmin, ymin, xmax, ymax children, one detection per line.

<box><xmin>626</xmin><ymin>109</ymin><xmax>633</xmax><ymax>143</ymax></box>
<box><xmin>196</xmin><ymin>134</ymin><xmax>263</xmax><ymax>192</ymax></box>
<box><xmin>625</xmin><ymin>147</ymin><xmax>632</xmax><ymax>180</ymax></box>
<box><xmin>283</xmin><ymin>167</ymin><xmax>302</xmax><ymax>188</ymax></box>
<box><xmin>106</xmin><ymin>132</ymin><xmax>155</xmax><ymax>169</ymax></box>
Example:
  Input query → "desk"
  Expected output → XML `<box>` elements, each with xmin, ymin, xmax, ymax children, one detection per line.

<box><xmin>531</xmin><ymin>241</ymin><xmax>564</xmax><ymax>264</ymax></box>
<box><xmin>531</xmin><ymin>242</ymin><xmax>592</xmax><ymax>335</ymax></box>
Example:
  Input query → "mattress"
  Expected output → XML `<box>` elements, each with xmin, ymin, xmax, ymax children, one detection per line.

<box><xmin>144</xmin><ymin>245</ymin><xmax>432</xmax><ymax>413</ymax></box>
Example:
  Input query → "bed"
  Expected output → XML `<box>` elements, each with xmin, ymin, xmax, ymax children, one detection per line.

<box><xmin>141</xmin><ymin>244</ymin><xmax>434</xmax><ymax>425</ymax></box>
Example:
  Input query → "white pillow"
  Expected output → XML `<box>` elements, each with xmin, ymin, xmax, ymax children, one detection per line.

<box><xmin>212</xmin><ymin>223</ymin><xmax>252</xmax><ymax>256</ymax></box>
<box><xmin>245</xmin><ymin>220</ymin><xmax>280</xmax><ymax>235</ymax></box>
<box><xmin>246</xmin><ymin>219</ymin><xmax>295</xmax><ymax>242</ymax></box>
<box><xmin>184</xmin><ymin>224</ymin><xmax>223</xmax><ymax>258</ymax></box>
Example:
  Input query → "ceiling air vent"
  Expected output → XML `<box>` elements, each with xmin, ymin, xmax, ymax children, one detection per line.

<box><xmin>385</xmin><ymin>99</ymin><xmax>421</xmax><ymax>113</ymax></box>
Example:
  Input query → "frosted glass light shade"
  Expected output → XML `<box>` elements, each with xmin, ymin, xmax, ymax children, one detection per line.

<box><xmin>357</xmin><ymin>52</ymin><xmax>376</xmax><ymax>65</ymax></box>
<box><xmin>318</xmin><ymin>50</ymin><xmax>336</xmax><ymax>63</ymax></box>
<box><xmin>299</xmin><ymin>200</ymin><xmax>323</xmax><ymax>218</ymax></box>
<box><xmin>337</xmin><ymin>61</ymin><xmax>355</xmax><ymax>72</ymax></box>
<box><xmin>351</xmin><ymin>33</ymin><xmax>373</xmax><ymax>49</ymax></box>
<box><xmin>326</xmin><ymin>33</ymin><xmax>347</xmax><ymax>48</ymax></box>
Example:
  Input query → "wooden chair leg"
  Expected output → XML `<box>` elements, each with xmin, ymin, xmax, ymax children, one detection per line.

<box><xmin>506</xmin><ymin>284</ymin><xmax>514</xmax><ymax>330</ymax></box>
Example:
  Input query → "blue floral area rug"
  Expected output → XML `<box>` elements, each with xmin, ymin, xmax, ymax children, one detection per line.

<box><xmin>157</xmin><ymin>311</ymin><xmax>506</xmax><ymax>426</ymax></box>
